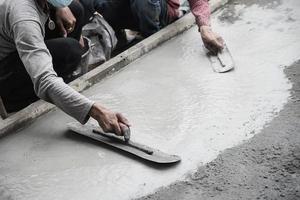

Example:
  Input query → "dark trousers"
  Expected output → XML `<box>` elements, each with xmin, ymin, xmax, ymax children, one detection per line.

<box><xmin>0</xmin><ymin>1</ymin><xmax>86</xmax><ymax>112</ymax></box>
<box><xmin>79</xmin><ymin>0</ymin><xmax>169</xmax><ymax>37</ymax></box>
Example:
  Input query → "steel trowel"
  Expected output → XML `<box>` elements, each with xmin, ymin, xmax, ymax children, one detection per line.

<box><xmin>68</xmin><ymin>122</ymin><xmax>181</xmax><ymax>164</ymax></box>
<box><xmin>207</xmin><ymin>44</ymin><xmax>235</xmax><ymax>73</ymax></box>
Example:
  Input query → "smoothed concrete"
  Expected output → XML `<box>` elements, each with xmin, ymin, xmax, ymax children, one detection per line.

<box><xmin>1</xmin><ymin>0</ymin><xmax>299</xmax><ymax>199</ymax></box>
<box><xmin>136</xmin><ymin>60</ymin><xmax>300</xmax><ymax>200</ymax></box>
<box><xmin>137</xmin><ymin>0</ymin><xmax>300</xmax><ymax>199</ymax></box>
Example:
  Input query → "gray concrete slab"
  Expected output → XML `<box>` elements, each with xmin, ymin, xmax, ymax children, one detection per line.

<box><xmin>137</xmin><ymin>59</ymin><xmax>300</xmax><ymax>200</ymax></box>
<box><xmin>1</xmin><ymin>0</ymin><xmax>300</xmax><ymax>199</ymax></box>
<box><xmin>136</xmin><ymin>0</ymin><xmax>300</xmax><ymax>199</ymax></box>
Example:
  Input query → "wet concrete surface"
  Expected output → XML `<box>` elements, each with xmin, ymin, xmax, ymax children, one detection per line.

<box><xmin>1</xmin><ymin>0</ymin><xmax>300</xmax><ymax>199</ymax></box>
<box><xmin>136</xmin><ymin>0</ymin><xmax>300</xmax><ymax>199</ymax></box>
<box><xmin>136</xmin><ymin>60</ymin><xmax>300</xmax><ymax>200</ymax></box>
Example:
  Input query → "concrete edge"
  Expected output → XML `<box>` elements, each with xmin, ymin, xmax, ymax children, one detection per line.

<box><xmin>0</xmin><ymin>0</ymin><xmax>228</xmax><ymax>136</ymax></box>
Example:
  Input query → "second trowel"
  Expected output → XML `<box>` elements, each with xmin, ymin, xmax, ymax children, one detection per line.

<box><xmin>207</xmin><ymin>44</ymin><xmax>235</xmax><ymax>73</ymax></box>
<box><xmin>68</xmin><ymin>122</ymin><xmax>181</xmax><ymax>164</ymax></box>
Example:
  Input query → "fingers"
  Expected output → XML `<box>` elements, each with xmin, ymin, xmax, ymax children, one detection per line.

<box><xmin>112</xmin><ymin>122</ymin><xmax>122</xmax><ymax>136</ymax></box>
<box><xmin>119</xmin><ymin>123</ymin><xmax>129</xmax><ymax>130</ymax></box>
<box><xmin>116</xmin><ymin>113</ymin><xmax>131</xmax><ymax>127</ymax></box>
<box><xmin>90</xmin><ymin>103</ymin><xmax>131</xmax><ymax>136</ymax></box>
<box><xmin>99</xmin><ymin>118</ymin><xmax>121</xmax><ymax>136</ymax></box>
<box><xmin>56</xmin><ymin>20</ymin><xmax>67</xmax><ymax>37</ymax></box>
<box><xmin>100</xmin><ymin>114</ymin><xmax>126</xmax><ymax>136</ymax></box>
<box><xmin>205</xmin><ymin>42</ymin><xmax>217</xmax><ymax>55</ymax></box>
<box><xmin>108</xmin><ymin>112</ymin><xmax>130</xmax><ymax>136</ymax></box>
<box><xmin>200</xmin><ymin>26</ymin><xmax>225</xmax><ymax>54</ymax></box>
<box><xmin>55</xmin><ymin>7</ymin><xmax>76</xmax><ymax>35</ymax></box>
<box><xmin>66</xmin><ymin>26</ymin><xmax>74</xmax><ymax>34</ymax></box>
<box><xmin>204</xmin><ymin>36</ymin><xmax>224</xmax><ymax>54</ymax></box>
<box><xmin>65</xmin><ymin>8</ymin><xmax>76</xmax><ymax>33</ymax></box>
<box><xmin>65</xmin><ymin>19</ymin><xmax>75</xmax><ymax>34</ymax></box>
<box><xmin>111</xmin><ymin>113</ymin><xmax>130</xmax><ymax>136</ymax></box>
<box><xmin>212</xmin><ymin>36</ymin><xmax>224</xmax><ymax>50</ymax></box>
<box><xmin>119</xmin><ymin>123</ymin><xmax>131</xmax><ymax>142</ymax></box>
<box><xmin>217</xmin><ymin>35</ymin><xmax>225</xmax><ymax>47</ymax></box>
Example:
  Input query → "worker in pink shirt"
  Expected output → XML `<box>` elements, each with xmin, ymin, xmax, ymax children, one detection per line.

<box><xmin>80</xmin><ymin>0</ymin><xmax>224</xmax><ymax>53</ymax></box>
<box><xmin>167</xmin><ymin>0</ymin><xmax>224</xmax><ymax>53</ymax></box>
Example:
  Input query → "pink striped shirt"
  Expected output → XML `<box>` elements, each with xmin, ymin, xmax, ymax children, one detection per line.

<box><xmin>167</xmin><ymin>0</ymin><xmax>210</xmax><ymax>27</ymax></box>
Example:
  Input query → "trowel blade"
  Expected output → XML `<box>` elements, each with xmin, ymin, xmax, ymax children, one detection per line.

<box><xmin>68</xmin><ymin>122</ymin><xmax>181</xmax><ymax>164</ymax></box>
<box><xmin>208</xmin><ymin>45</ymin><xmax>235</xmax><ymax>73</ymax></box>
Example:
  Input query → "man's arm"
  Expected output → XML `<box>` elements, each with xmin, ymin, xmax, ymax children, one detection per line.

<box><xmin>188</xmin><ymin>0</ymin><xmax>211</xmax><ymax>27</ymax></box>
<box><xmin>13</xmin><ymin>20</ymin><xmax>93</xmax><ymax>124</ymax></box>
<box><xmin>188</xmin><ymin>0</ymin><xmax>224</xmax><ymax>53</ymax></box>
<box><xmin>12</xmin><ymin>20</ymin><xmax>129</xmax><ymax>135</ymax></box>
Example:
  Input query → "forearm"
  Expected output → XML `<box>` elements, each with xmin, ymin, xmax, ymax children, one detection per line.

<box><xmin>188</xmin><ymin>0</ymin><xmax>211</xmax><ymax>27</ymax></box>
<box><xmin>38</xmin><ymin>75</ymin><xmax>94</xmax><ymax>123</ymax></box>
<box><xmin>13</xmin><ymin>20</ymin><xmax>94</xmax><ymax>124</ymax></box>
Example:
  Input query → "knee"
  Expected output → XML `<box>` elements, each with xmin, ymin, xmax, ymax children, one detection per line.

<box><xmin>131</xmin><ymin>0</ymin><xmax>161</xmax><ymax>16</ymax></box>
<box><xmin>130</xmin><ymin>0</ymin><xmax>161</xmax><ymax>36</ymax></box>
<box><xmin>46</xmin><ymin>37</ymin><xmax>83</xmax><ymax>77</ymax></box>
<box><xmin>52</xmin><ymin>38</ymin><xmax>82</xmax><ymax>72</ymax></box>
<box><xmin>63</xmin><ymin>38</ymin><xmax>82</xmax><ymax>64</ymax></box>
<box><xmin>58</xmin><ymin>38</ymin><xmax>82</xmax><ymax>78</ymax></box>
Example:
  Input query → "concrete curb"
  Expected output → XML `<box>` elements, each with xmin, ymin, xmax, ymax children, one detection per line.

<box><xmin>0</xmin><ymin>0</ymin><xmax>228</xmax><ymax>136</ymax></box>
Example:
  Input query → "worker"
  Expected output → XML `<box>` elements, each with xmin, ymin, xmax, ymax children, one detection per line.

<box><xmin>0</xmin><ymin>0</ymin><xmax>130</xmax><ymax>136</ymax></box>
<box><xmin>79</xmin><ymin>0</ymin><xmax>224</xmax><ymax>53</ymax></box>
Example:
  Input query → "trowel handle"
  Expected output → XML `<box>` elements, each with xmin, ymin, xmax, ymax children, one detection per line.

<box><xmin>120</xmin><ymin>123</ymin><xmax>131</xmax><ymax>142</ymax></box>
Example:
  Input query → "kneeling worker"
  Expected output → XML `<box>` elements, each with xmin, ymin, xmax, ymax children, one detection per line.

<box><xmin>0</xmin><ymin>0</ymin><xmax>129</xmax><ymax>135</ymax></box>
<box><xmin>80</xmin><ymin>0</ymin><xmax>224</xmax><ymax>53</ymax></box>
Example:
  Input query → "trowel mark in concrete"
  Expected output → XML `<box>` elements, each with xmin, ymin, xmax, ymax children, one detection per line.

<box><xmin>0</xmin><ymin>0</ymin><xmax>299</xmax><ymax>199</ymax></box>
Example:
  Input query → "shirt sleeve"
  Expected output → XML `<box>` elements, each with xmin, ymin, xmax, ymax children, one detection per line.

<box><xmin>11</xmin><ymin>20</ymin><xmax>94</xmax><ymax>124</ymax></box>
<box><xmin>188</xmin><ymin>0</ymin><xmax>211</xmax><ymax>27</ymax></box>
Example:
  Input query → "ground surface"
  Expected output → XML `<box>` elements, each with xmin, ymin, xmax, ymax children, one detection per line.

<box><xmin>0</xmin><ymin>0</ymin><xmax>299</xmax><ymax>200</ymax></box>
<box><xmin>136</xmin><ymin>0</ymin><xmax>300</xmax><ymax>199</ymax></box>
<box><xmin>136</xmin><ymin>60</ymin><xmax>300</xmax><ymax>200</ymax></box>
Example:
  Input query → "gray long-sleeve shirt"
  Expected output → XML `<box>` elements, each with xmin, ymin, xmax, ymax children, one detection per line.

<box><xmin>0</xmin><ymin>0</ymin><xmax>94</xmax><ymax>123</ymax></box>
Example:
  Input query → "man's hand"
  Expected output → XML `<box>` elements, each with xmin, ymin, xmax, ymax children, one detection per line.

<box><xmin>56</xmin><ymin>7</ymin><xmax>76</xmax><ymax>37</ymax></box>
<box><xmin>200</xmin><ymin>26</ymin><xmax>224</xmax><ymax>54</ymax></box>
<box><xmin>89</xmin><ymin>103</ymin><xmax>130</xmax><ymax>136</ymax></box>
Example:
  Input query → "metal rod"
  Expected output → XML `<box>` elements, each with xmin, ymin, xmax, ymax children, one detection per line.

<box><xmin>0</xmin><ymin>96</ymin><xmax>8</xmax><ymax>119</ymax></box>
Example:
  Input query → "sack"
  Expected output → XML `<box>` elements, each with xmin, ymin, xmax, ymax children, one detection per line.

<box><xmin>82</xmin><ymin>13</ymin><xmax>118</xmax><ymax>69</ymax></box>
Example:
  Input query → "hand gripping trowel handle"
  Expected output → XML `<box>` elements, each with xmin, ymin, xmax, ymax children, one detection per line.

<box><xmin>120</xmin><ymin>123</ymin><xmax>131</xmax><ymax>143</ymax></box>
<box><xmin>93</xmin><ymin>125</ymin><xmax>154</xmax><ymax>155</ymax></box>
<box><xmin>119</xmin><ymin>124</ymin><xmax>154</xmax><ymax>155</ymax></box>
